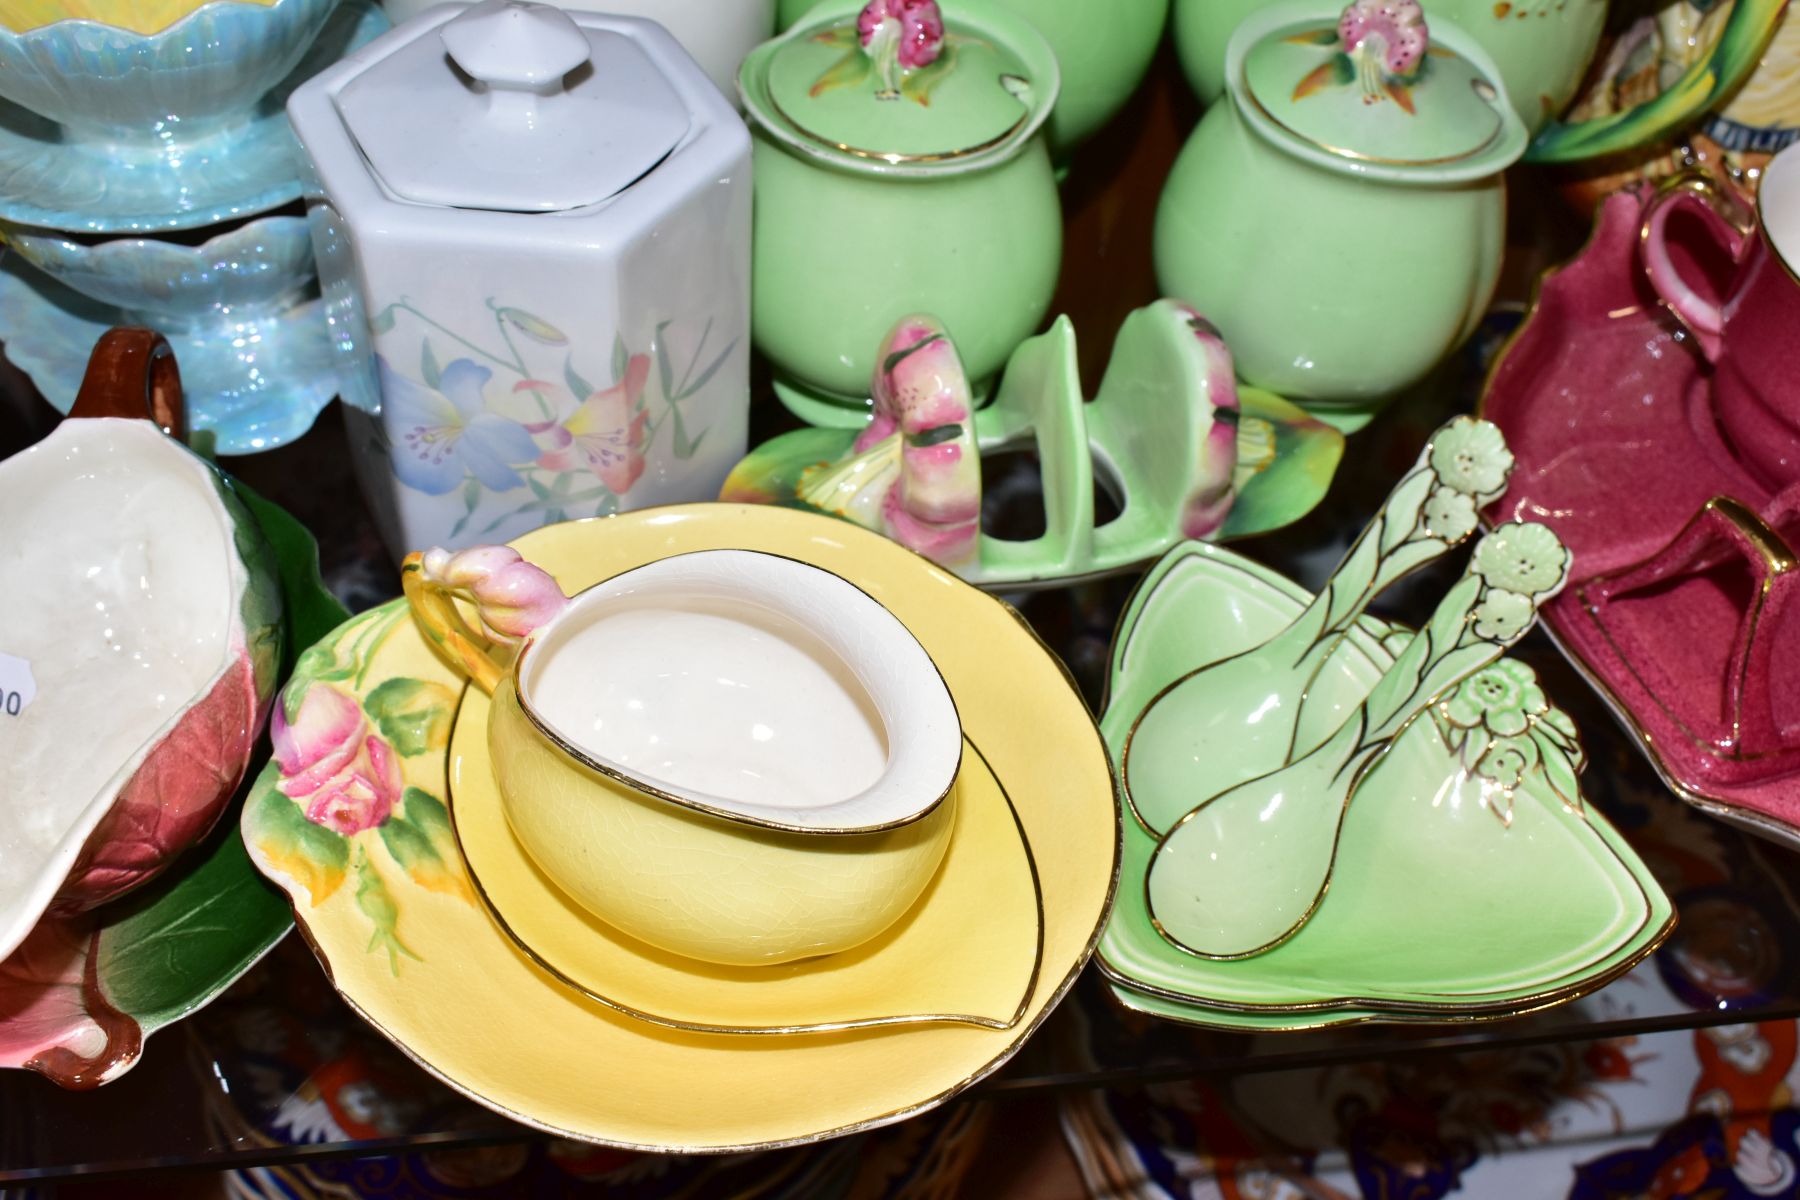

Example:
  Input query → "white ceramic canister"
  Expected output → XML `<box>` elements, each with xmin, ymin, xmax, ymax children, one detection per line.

<box><xmin>376</xmin><ymin>0</ymin><xmax>776</xmax><ymax>100</ymax></box>
<box><xmin>289</xmin><ymin>0</ymin><xmax>751</xmax><ymax>559</ymax></box>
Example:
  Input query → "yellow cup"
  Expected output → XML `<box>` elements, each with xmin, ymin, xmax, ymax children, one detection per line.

<box><xmin>404</xmin><ymin>544</ymin><xmax>961</xmax><ymax>967</ymax></box>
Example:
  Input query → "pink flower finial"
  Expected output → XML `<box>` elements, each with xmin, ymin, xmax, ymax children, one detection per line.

<box><xmin>1338</xmin><ymin>0</ymin><xmax>1427</xmax><ymax>99</ymax></box>
<box><xmin>858</xmin><ymin>0</ymin><xmax>945</xmax><ymax>98</ymax></box>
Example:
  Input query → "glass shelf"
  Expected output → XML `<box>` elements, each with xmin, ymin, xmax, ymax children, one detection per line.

<box><xmin>0</xmin><ymin>57</ymin><xmax>1790</xmax><ymax>1182</ymax></box>
<box><xmin>3</xmin><ymin>329</ymin><xmax>1797</xmax><ymax>1186</ymax></box>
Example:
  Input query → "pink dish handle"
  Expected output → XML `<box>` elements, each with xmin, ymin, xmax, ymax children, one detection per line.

<box><xmin>1640</xmin><ymin>177</ymin><xmax>1749</xmax><ymax>363</ymax></box>
<box><xmin>1590</xmin><ymin>495</ymin><xmax>1795</xmax><ymax>757</ymax></box>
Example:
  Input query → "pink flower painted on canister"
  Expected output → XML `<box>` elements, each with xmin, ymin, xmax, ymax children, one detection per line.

<box><xmin>858</xmin><ymin>0</ymin><xmax>945</xmax><ymax>69</ymax></box>
<box><xmin>273</xmin><ymin>685</ymin><xmax>403</xmax><ymax>837</ymax></box>
<box><xmin>528</xmin><ymin>354</ymin><xmax>652</xmax><ymax>496</ymax></box>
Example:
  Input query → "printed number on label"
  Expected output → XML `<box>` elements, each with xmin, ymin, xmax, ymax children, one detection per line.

<box><xmin>0</xmin><ymin>653</ymin><xmax>36</xmax><ymax>718</ymax></box>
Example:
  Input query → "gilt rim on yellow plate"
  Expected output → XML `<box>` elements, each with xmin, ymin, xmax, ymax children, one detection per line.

<box><xmin>450</xmin><ymin>685</ymin><xmax>1050</xmax><ymax>1036</ymax></box>
<box><xmin>242</xmin><ymin>504</ymin><xmax>1120</xmax><ymax>1153</ymax></box>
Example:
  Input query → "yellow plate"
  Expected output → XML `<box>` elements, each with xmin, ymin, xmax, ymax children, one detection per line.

<box><xmin>242</xmin><ymin>504</ymin><xmax>1119</xmax><ymax>1152</ymax></box>
<box><xmin>452</xmin><ymin>684</ymin><xmax>1046</xmax><ymax>1034</ymax></box>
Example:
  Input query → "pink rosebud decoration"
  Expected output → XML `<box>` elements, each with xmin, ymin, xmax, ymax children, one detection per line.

<box><xmin>1339</xmin><ymin>0</ymin><xmax>1427</xmax><ymax>83</ymax></box>
<box><xmin>858</xmin><ymin>0</ymin><xmax>944</xmax><ymax>69</ymax></box>
<box><xmin>417</xmin><ymin>544</ymin><xmax>568</xmax><ymax>641</ymax></box>
<box><xmin>1172</xmin><ymin>305</ymin><xmax>1242</xmax><ymax>540</ymax></box>
<box><xmin>871</xmin><ymin>318</ymin><xmax>980</xmax><ymax>563</ymax></box>
<box><xmin>274</xmin><ymin>685</ymin><xmax>403</xmax><ymax>837</ymax></box>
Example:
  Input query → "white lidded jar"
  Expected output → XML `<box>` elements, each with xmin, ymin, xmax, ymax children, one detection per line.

<box><xmin>288</xmin><ymin>1</ymin><xmax>751</xmax><ymax>558</ymax></box>
<box><xmin>375</xmin><ymin>0</ymin><xmax>776</xmax><ymax>101</ymax></box>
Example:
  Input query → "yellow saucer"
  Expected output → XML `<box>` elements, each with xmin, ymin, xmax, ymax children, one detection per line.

<box><xmin>242</xmin><ymin>504</ymin><xmax>1119</xmax><ymax>1153</ymax></box>
<box><xmin>452</xmin><ymin>684</ymin><xmax>1045</xmax><ymax>1034</ymax></box>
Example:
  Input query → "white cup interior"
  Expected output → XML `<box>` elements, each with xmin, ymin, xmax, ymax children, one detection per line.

<box><xmin>516</xmin><ymin>548</ymin><xmax>961</xmax><ymax>831</ymax></box>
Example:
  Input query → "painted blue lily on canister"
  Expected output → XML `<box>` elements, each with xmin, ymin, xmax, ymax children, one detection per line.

<box><xmin>287</xmin><ymin>0</ymin><xmax>752</xmax><ymax>559</ymax></box>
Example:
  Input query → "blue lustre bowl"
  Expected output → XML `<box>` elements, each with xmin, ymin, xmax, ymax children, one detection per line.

<box><xmin>0</xmin><ymin>0</ymin><xmax>338</xmax><ymax>144</ymax></box>
<box><xmin>4</xmin><ymin>215</ymin><xmax>315</xmax><ymax>329</ymax></box>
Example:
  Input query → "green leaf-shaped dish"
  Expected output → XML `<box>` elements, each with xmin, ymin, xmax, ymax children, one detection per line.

<box><xmin>1095</xmin><ymin>541</ymin><xmax>1673</xmax><ymax>1027</ymax></box>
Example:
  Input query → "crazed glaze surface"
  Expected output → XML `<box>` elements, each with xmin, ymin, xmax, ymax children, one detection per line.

<box><xmin>0</xmin><ymin>418</ymin><xmax>277</xmax><ymax>958</ymax></box>
<box><xmin>243</xmin><ymin>504</ymin><xmax>1119</xmax><ymax>1152</ymax></box>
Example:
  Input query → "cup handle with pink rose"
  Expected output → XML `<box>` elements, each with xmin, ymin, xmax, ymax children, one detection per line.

<box><xmin>401</xmin><ymin>545</ymin><xmax>569</xmax><ymax>694</ymax></box>
<box><xmin>1640</xmin><ymin>175</ymin><xmax>1751</xmax><ymax>363</ymax></box>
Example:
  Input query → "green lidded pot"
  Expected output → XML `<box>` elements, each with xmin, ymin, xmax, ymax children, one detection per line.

<box><xmin>1174</xmin><ymin>0</ymin><xmax>1603</xmax><ymax>135</ymax></box>
<box><xmin>779</xmin><ymin>0</ymin><xmax>1169</xmax><ymax>156</ymax></box>
<box><xmin>742</xmin><ymin>0</ymin><xmax>1062</xmax><ymax>427</ymax></box>
<box><xmin>1155</xmin><ymin>0</ymin><xmax>1526</xmax><ymax>431</ymax></box>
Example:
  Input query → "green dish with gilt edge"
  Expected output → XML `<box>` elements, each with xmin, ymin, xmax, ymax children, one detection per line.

<box><xmin>0</xmin><ymin>488</ymin><xmax>342</xmax><ymax>1087</ymax></box>
<box><xmin>1094</xmin><ymin>539</ymin><xmax>1674</xmax><ymax>1031</ymax></box>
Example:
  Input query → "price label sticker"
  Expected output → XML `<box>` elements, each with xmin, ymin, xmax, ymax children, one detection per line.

<box><xmin>0</xmin><ymin>652</ymin><xmax>36</xmax><ymax>718</ymax></box>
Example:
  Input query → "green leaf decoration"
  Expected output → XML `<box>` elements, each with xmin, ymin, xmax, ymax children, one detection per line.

<box><xmin>718</xmin><ymin>426</ymin><xmax>863</xmax><ymax>510</ymax></box>
<box><xmin>899</xmin><ymin>46</ymin><xmax>955</xmax><ymax>106</ymax></box>
<box><xmin>1293</xmin><ymin>61</ymin><xmax>1337</xmax><ymax>101</ymax></box>
<box><xmin>215</xmin><ymin>475</ymin><xmax>284</xmax><ymax>699</ymax></box>
<box><xmin>1457</xmin><ymin>724</ymin><xmax>1493</xmax><ymax>773</ymax></box>
<box><xmin>655</xmin><ymin>319</ymin><xmax>676</xmax><ymax>403</ymax></box>
<box><xmin>808</xmin><ymin>47</ymin><xmax>872</xmax><ymax>97</ymax></box>
<box><xmin>379</xmin><ymin>788</ymin><xmax>474</xmax><ymax>902</ymax></box>
<box><xmin>420</xmin><ymin>339</ymin><xmax>442</xmax><ymax>391</ymax></box>
<box><xmin>564</xmin><ymin>354</ymin><xmax>594</xmax><ymax>402</ymax></box>
<box><xmin>244</xmin><ymin>786</ymin><xmax>350</xmax><ymax>907</ymax></box>
<box><xmin>1536</xmin><ymin>732</ymin><xmax>1584</xmax><ymax>814</ymax></box>
<box><xmin>234</xmin><ymin>484</ymin><xmax>350</xmax><ymax>677</ymax></box>
<box><xmin>449</xmin><ymin>475</ymin><xmax>484</xmax><ymax>540</ymax></box>
<box><xmin>676</xmin><ymin>338</ymin><xmax>738</xmax><ymax>402</ymax></box>
<box><xmin>906</xmin><ymin>423</ymin><xmax>964</xmax><ymax>449</ymax></box>
<box><xmin>1282</xmin><ymin>27</ymin><xmax>1340</xmax><ymax>45</ymax></box>
<box><xmin>1217</xmin><ymin>388</ymin><xmax>1345</xmax><ymax>542</ymax></box>
<box><xmin>611</xmin><ymin>333</ymin><xmax>630</xmax><ymax>386</ymax></box>
<box><xmin>1378</xmin><ymin>470</ymin><xmax>1433</xmax><ymax>557</ymax></box>
<box><xmin>370</xmin><ymin>306</ymin><xmax>398</xmax><ymax>335</ymax></box>
<box><xmin>95</xmin><ymin>823</ymin><xmax>291</xmax><ymax>1024</ymax></box>
<box><xmin>363</xmin><ymin>678</ymin><xmax>457</xmax><ymax>758</ymax></box>
<box><xmin>497</xmin><ymin>307</ymin><xmax>568</xmax><ymax>346</ymax></box>
<box><xmin>353</xmin><ymin>847</ymin><xmax>419</xmax><ymax>974</ymax></box>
